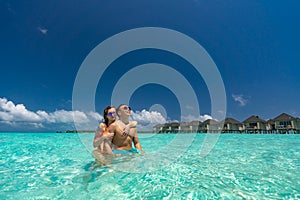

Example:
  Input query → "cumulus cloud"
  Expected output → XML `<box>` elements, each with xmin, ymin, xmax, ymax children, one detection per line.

<box><xmin>232</xmin><ymin>94</ymin><xmax>248</xmax><ymax>106</ymax></box>
<box><xmin>0</xmin><ymin>111</ymin><xmax>13</xmax><ymax>121</ymax></box>
<box><xmin>131</xmin><ymin>109</ymin><xmax>167</xmax><ymax>131</ymax></box>
<box><xmin>0</xmin><ymin>97</ymin><xmax>166</xmax><ymax>131</ymax></box>
<box><xmin>0</xmin><ymin>97</ymin><xmax>215</xmax><ymax>132</ymax></box>
<box><xmin>0</xmin><ymin>97</ymin><xmax>102</xmax><ymax>131</ymax></box>
<box><xmin>0</xmin><ymin>98</ymin><xmax>42</xmax><ymax>122</ymax></box>
<box><xmin>53</xmin><ymin>110</ymin><xmax>89</xmax><ymax>123</ymax></box>
<box><xmin>87</xmin><ymin>111</ymin><xmax>102</xmax><ymax>121</ymax></box>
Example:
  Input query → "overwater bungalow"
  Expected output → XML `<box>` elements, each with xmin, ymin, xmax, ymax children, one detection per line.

<box><xmin>189</xmin><ymin>120</ymin><xmax>202</xmax><ymax>132</ymax></box>
<box><xmin>242</xmin><ymin>115</ymin><xmax>267</xmax><ymax>133</ymax></box>
<box><xmin>179</xmin><ymin>122</ymin><xmax>191</xmax><ymax>133</ymax></box>
<box><xmin>222</xmin><ymin>118</ymin><xmax>242</xmax><ymax>133</ymax></box>
<box><xmin>153</xmin><ymin>124</ymin><xmax>164</xmax><ymax>133</ymax></box>
<box><xmin>272</xmin><ymin>113</ymin><xmax>300</xmax><ymax>133</ymax></box>
<box><xmin>157</xmin><ymin>122</ymin><xmax>180</xmax><ymax>133</ymax></box>
<box><xmin>161</xmin><ymin>123</ymin><xmax>171</xmax><ymax>133</ymax></box>
<box><xmin>170</xmin><ymin>122</ymin><xmax>180</xmax><ymax>133</ymax></box>
<box><xmin>202</xmin><ymin>119</ymin><xmax>220</xmax><ymax>132</ymax></box>
<box><xmin>152</xmin><ymin>114</ymin><xmax>300</xmax><ymax>134</ymax></box>
<box><xmin>267</xmin><ymin>119</ymin><xmax>275</xmax><ymax>131</ymax></box>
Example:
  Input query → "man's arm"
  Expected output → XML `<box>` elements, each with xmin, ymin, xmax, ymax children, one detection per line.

<box><xmin>132</xmin><ymin>128</ymin><xmax>145</xmax><ymax>154</ymax></box>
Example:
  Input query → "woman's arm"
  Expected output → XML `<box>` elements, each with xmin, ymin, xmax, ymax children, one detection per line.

<box><xmin>103</xmin><ymin>141</ymin><xmax>114</xmax><ymax>155</ymax></box>
<box><xmin>123</xmin><ymin>121</ymin><xmax>138</xmax><ymax>136</ymax></box>
<box><xmin>93</xmin><ymin>123</ymin><xmax>106</xmax><ymax>148</ymax></box>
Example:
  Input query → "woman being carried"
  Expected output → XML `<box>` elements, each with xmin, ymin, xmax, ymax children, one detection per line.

<box><xmin>92</xmin><ymin>105</ymin><xmax>136</xmax><ymax>166</ymax></box>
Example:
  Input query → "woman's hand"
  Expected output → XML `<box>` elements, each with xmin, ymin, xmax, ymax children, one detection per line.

<box><xmin>123</xmin><ymin>121</ymin><xmax>138</xmax><ymax>136</ymax></box>
<box><xmin>105</xmin><ymin>131</ymin><xmax>114</xmax><ymax>140</ymax></box>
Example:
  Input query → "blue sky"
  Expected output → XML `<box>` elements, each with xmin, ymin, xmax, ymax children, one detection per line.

<box><xmin>0</xmin><ymin>0</ymin><xmax>299</xmax><ymax>132</ymax></box>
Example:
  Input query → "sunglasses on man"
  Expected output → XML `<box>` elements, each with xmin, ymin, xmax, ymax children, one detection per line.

<box><xmin>122</xmin><ymin>106</ymin><xmax>131</xmax><ymax>111</ymax></box>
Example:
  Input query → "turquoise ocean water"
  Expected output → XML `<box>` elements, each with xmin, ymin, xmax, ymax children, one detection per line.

<box><xmin>0</xmin><ymin>132</ymin><xmax>299</xmax><ymax>199</ymax></box>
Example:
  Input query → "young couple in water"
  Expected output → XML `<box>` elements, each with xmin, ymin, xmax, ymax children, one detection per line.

<box><xmin>92</xmin><ymin>104</ymin><xmax>145</xmax><ymax>166</ymax></box>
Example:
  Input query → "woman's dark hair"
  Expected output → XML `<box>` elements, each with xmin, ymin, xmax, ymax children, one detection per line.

<box><xmin>103</xmin><ymin>105</ymin><xmax>115</xmax><ymax>126</ymax></box>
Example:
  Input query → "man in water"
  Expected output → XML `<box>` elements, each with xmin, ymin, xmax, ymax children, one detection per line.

<box><xmin>92</xmin><ymin>105</ymin><xmax>139</xmax><ymax>168</ymax></box>
<box><xmin>112</xmin><ymin>104</ymin><xmax>145</xmax><ymax>154</ymax></box>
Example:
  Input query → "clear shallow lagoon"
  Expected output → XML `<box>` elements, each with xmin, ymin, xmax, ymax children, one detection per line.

<box><xmin>0</xmin><ymin>133</ymin><xmax>299</xmax><ymax>199</ymax></box>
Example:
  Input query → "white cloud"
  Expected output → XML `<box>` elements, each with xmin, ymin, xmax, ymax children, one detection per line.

<box><xmin>0</xmin><ymin>111</ymin><xmax>13</xmax><ymax>121</ymax></box>
<box><xmin>87</xmin><ymin>111</ymin><xmax>103</xmax><ymax>121</ymax></box>
<box><xmin>131</xmin><ymin>109</ymin><xmax>167</xmax><ymax>130</ymax></box>
<box><xmin>31</xmin><ymin>122</ymin><xmax>45</xmax><ymax>129</ymax></box>
<box><xmin>0</xmin><ymin>97</ymin><xmax>215</xmax><ymax>132</ymax></box>
<box><xmin>36</xmin><ymin>110</ymin><xmax>53</xmax><ymax>122</ymax></box>
<box><xmin>232</xmin><ymin>94</ymin><xmax>248</xmax><ymax>106</ymax></box>
<box><xmin>37</xmin><ymin>27</ymin><xmax>48</xmax><ymax>35</ymax></box>
<box><xmin>0</xmin><ymin>97</ymin><xmax>103</xmax><ymax>131</ymax></box>
<box><xmin>52</xmin><ymin>110</ymin><xmax>89</xmax><ymax>123</ymax></box>
<box><xmin>181</xmin><ymin>114</ymin><xmax>213</xmax><ymax>122</ymax></box>
<box><xmin>0</xmin><ymin>98</ymin><xmax>42</xmax><ymax>122</ymax></box>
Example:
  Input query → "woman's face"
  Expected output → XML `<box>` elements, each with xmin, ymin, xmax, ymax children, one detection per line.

<box><xmin>106</xmin><ymin>107</ymin><xmax>117</xmax><ymax>122</ymax></box>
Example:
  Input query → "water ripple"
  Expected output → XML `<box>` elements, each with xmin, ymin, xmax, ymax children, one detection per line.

<box><xmin>0</xmin><ymin>133</ymin><xmax>299</xmax><ymax>199</ymax></box>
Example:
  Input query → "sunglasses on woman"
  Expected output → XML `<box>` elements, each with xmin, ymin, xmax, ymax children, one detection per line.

<box><xmin>107</xmin><ymin>112</ymin><xmax>116</xmax><ymax>117</ymax></box>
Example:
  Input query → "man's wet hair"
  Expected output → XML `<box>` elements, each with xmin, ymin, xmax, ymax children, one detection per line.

<box><xmin>116</xmin><ymin>104</ymin><xmax>126</xmax><ymax>116</ymax></box>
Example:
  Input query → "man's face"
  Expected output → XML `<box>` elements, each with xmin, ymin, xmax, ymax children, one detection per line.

<box><xmin>118</xmin><ymin>105</ymin><xmax>131</xmax><ymax>118</ymax></box>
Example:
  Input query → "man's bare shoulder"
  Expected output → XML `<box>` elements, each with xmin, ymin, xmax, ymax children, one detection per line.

<box><xmin>106</xmin><ymin>121</ymin><xmax>117</xmax><ymax>129</ymax></box>
<box><xmin>115</xmin><ymin>120</ymin><xmax>123</xmax><ymax>125</ymax></box>
<box><xmin>115</xmin><ymin>120</ymin><xmax>126</xmax><ymax>128</ymax></box>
